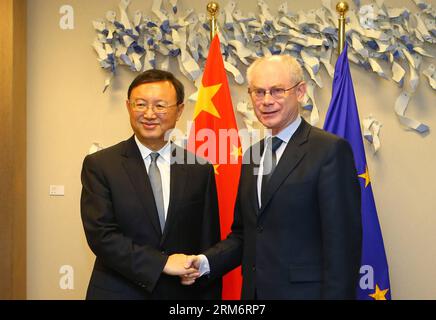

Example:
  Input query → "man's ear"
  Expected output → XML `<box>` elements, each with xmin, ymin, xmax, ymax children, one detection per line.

<box><xmin>176</xmin><ymin>103</ymin><xmax>184</xmax><ymax>121</ymax></box>
<box><xmin>296</xmin><ymin>81</ymin><xmax>307</xmax><ymax>103</ymax></box>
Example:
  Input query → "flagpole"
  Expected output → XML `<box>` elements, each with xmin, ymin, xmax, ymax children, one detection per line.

<box><xmin>207</xmin><ymin>2</ymin><xmax>219</xmax><ymax>40</ymax></box>
<box><xmin>336</xmin><ymin>1</ymin><xmax>349</xmax><ymax>55</ymax></box>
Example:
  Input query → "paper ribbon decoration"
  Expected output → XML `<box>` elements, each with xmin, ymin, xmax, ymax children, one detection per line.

<box><xmin>423</xmin><ymin>64</ymin><xmax>436</xmax><ymax>89</ymax></box>
<box><xmin>303</xmin><ymin>80</ymin><xmax>320</xmax><ymax>126</ymax></box>
<box><xmin>363</xmin><ymin>115</ymin><xmax>382</xmax><ymax>153</ymax></box>
<box><xmin>237</xmin><ymin>100</ymin><xmax>259</xmax><ymax>132</ymax></box>
<box><xmin>88</xmin><ymin>142</ymin><xmax>105</xmax><ymax>155</ymax></box>
<box><xmin>93</xmin><ymin>0</ymin><xmax>435</xmax><ymax>138</ymax></box>
<box><xmin>395</xmin><ymin>91</ymin><xmax>429</xmax><ymax>134</ymax></box>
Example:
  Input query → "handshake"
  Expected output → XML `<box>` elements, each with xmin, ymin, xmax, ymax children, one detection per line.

<box><xmin>163</xmin><ymin>254</ymin><xmax>205</xmax><ymax>285</ymax></box>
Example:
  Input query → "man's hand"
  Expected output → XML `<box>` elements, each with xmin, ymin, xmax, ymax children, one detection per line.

<box><xmin>163</xmin><ymin>254</ymin><xmax>199</xmax><ymax>277</ymax></box>
<box><xmin>180</xmin><ymin>255</ymin><xmax>202</xmax><ymax>286</ymax></box>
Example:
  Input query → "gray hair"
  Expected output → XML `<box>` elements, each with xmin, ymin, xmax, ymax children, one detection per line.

<box><xmin>246</xmin><ymin>55</ymin><xmax>304</xmax><ymax>86</ymax></box>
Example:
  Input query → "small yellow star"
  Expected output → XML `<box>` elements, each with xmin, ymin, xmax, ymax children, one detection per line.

<box><xmin>369</xmin><ymin>284</ymin><xmax>389</xmax><ymax>300</ymax></box>
<box><xmin>193</xmin><ymin>83</ymin><xmax>222</xmax><ymax>120</ymax></box>
<box><xmin>230</xmin><ymin>145</ymin><xmax>242</xmax><ymax>160</ymax></box>
<box><xmin>213</xmin><ymin>164</ymin><xmax>220</xmax><ymax>175</ymax></box>
<box><xmin>358</xmin><ymin>165</ymin><xmax>371</xmax><ymax>188</ymax></box>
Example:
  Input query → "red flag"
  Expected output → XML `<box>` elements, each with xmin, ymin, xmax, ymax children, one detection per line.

<box><xmin>187</xmin><ymin>35</ymin><xmax>242</xmax><ymax>299</ymax></box>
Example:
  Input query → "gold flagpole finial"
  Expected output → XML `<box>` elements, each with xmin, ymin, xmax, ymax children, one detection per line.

<box><xmin>336</xmin><ymin>2</ymin><xmax>349</xmax><ymax>55</ymax></box>
<box><xmin>207</xmin><ymin>2</ymin><xmax>220</xmax><ymax>41</ymax></box>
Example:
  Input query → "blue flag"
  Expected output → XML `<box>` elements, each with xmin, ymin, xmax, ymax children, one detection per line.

<box><xmin>323</xmin><ymin>44</ymin><xmax>391</xmax><ymax>300</ymax></box>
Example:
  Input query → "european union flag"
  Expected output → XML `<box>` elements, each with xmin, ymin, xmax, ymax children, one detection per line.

<box><xmin>323</xmin><ymin>44</ymin><xmax>391</xmax><ymax>300</ymax></box>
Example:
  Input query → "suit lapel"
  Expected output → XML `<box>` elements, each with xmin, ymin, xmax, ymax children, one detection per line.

<box><xmin>259</xmin><ymin>119</ymin><xmax>311</xmax><ymax>216</ymax></box>
<box><xmin>160</xmin><ymin>144</ymin><xmax>187</xmax><ymax>245</ymax></box>
<box><xmin>121</xmin><ymin>136</ymin><xmax>162</xmax><ymax>236</ymax></box>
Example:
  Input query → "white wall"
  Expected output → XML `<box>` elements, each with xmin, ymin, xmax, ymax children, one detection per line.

<box><xmin>27</xmin><ymin>0</ymin><xmax>436</xmax><ymax>299</ymax></box>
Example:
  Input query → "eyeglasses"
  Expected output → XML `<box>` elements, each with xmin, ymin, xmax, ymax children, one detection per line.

<box><xmin>248</xmin><ymin>82</ymin><xmax>301</xmax><ymax>100</ymax></box>
<box><xmin>128</xmin><ymin>100</ymin><xmax>179</xmax><ymax>114</ymax></box>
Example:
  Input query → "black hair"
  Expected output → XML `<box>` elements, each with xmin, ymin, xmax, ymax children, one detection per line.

<box><xmin>127</xmin><ymin>69</ymin><xmax>184</xmax><ymax>104</ymax></box>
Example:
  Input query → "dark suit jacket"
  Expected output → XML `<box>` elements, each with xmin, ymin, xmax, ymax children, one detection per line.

<box><xmin>204</xmin><ymin>119</ymin><xmax>362</xmax><ymax>300</ymax></box>
<box><xmin>81</xmin><ymin>136</ymin><xmax>221</xmax><ymax>299</ymax></box>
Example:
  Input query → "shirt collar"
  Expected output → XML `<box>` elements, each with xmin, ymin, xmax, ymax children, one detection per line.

<box><xmin>134</xmin><ymin>136</ymin><xmax>172</xmax><ymax>163</ymax></box>
<box><xmin>266</xmin><ymin>115</ymin><xmax>302</xmax><ymax>144</ymax></box>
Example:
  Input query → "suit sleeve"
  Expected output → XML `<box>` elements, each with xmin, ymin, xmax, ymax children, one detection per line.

<box><xmin>80</xmin><ymin>154</ymin><xmax>167</xmax><ymax>293</ymax></box>
<box><xmin>200</xmin><ymin>164</ymin><xmax>221</xmax><ymax>251</ymax></box>
<box><xmin>195</xmin><ymin>164</ymin><xmax>223</xmax><ymax>297</ymax></box>
<box><xmin>203</xmin><ymin>167</ymin><xmax>244</xmax><ymax>280</ymax></box>
<box><xmin>318</xmin><ymin>139</ymin><xmax>362</xmax><ymax>299</ymax></box>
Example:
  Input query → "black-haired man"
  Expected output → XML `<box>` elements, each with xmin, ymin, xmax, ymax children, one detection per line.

<box><xmin>81</xmin><ymin>69</ymin><xmax>221</xmax><ymax>299</ymax></box>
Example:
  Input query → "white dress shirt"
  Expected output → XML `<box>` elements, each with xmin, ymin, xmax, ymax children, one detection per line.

<box><xmin>257</xmin><ymin>115</ymin><xmax>302</xmax><ymax>208</ymax></box>
<box><xmin>197</xmin><ymin>116</ymin><xmax>303</xmax><ymax>277</ymax></box>
<box><xmin>134</xmin><ymin>136</ymin><xmax>171</xmax><ymax>219</ymax></box>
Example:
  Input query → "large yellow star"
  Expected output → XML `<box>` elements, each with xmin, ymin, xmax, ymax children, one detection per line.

<box><xmin>369</xmin><ymin>284</ymin><xmax>389</xmax><ymax>300</ymax></box>
<box><xmin>193</xmin><ymin>83</ymin><xmax>222</xmax><ymax>120</ymax></box>
<box><xmin>230</xmin><ymin>145</ymin><xmax>242</xmax><ymax>160</ymax></box>
<box><xmin>358</xmin><ymin>165</ymin><xmax>371</xmax><ymax>188</ymax></box>
<box><xmin>213</xmin><ymin>164</ymin><xmax>220</xmax><ymax>175</ymax></box>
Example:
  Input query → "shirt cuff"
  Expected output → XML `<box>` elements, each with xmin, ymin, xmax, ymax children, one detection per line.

<box><xmin>197</xmin><ymin>254</ymin><xmax>211</xmax><ymax>277</ymax></box>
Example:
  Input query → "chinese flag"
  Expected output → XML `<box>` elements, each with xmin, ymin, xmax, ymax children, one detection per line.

<box><xmin>187</xmin><ymin>35</ymin><xmax>242</xmax><ymax>299</ymax></box>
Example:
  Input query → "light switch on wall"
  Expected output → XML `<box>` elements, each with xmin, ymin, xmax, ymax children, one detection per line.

<box><xmin>49</xmin><ymin>185</ymin><xmax>65</xmax><ymax>196</ymax></box>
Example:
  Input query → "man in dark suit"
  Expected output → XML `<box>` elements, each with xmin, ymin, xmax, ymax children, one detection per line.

<box><xmin>184</xmin><ymin>55</ymin><xmax>362</xmax><ymax>299</ymax></box>
<box><xmin>80</xmin><ymin>69</ymin><xmax>221</xmax><ymax>299</ymax></box>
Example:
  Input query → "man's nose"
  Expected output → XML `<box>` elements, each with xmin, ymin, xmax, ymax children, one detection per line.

<box><xmin>143</xmin><ymin>106</ymin><xmax>157</xmax><ymax>118</ymax></box>
<box><xmin>262</xmin><ymin>91</ymin><xmax>275</xmax><ymax>105</ymax></box>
